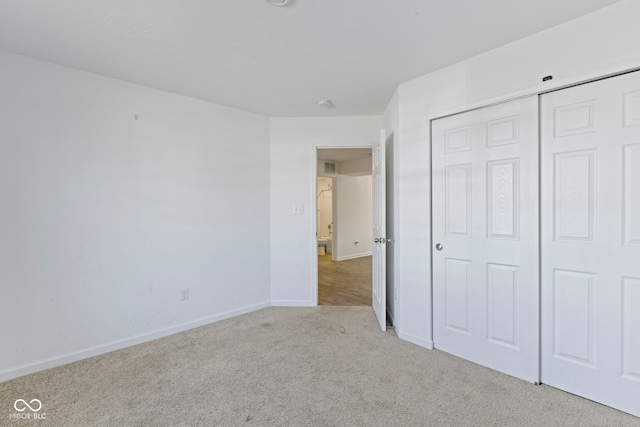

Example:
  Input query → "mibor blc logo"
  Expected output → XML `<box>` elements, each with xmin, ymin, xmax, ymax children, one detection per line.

<box><xmin>9</xmin><ymin>399</ymin><xmax>46</xmax><ymax>420</ymax></box>
<box><xmin>14</xmin><ymin>399</ymin><xmax>42</xmax><ymax>412</ymax></box>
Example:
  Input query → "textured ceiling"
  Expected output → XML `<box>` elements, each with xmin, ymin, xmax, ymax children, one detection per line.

<box><xmin>0</xmin><ymin>0</ymin><xmax>621</xmax><ymax>116</ymax></box>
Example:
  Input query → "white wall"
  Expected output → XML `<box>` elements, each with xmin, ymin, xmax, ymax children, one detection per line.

<box><xmin>0</xmin><ymin>50</ymin><xmax>271</xmax><ymax>381</ymax></box>
<box><xmin>270</xmin><ymin>116</ymin><xmax>382</xmax><ymax>306</ymax></box>
<box><xmin>393</xmin><ymin>0</ymin><xmax>640</xmax><ymax>349</ymax></box>
<box><xmin>335</xmin><ymin>175</ymin><xmax>372</xmax><ymax>261</ymax></box>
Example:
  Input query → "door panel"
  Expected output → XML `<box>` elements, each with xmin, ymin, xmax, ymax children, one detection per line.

<box><xmin>486</xmin><ymin>263</ymin><xmax>519</xmax><ymax>348</ymax></box>
<box><xmin>552</xmin><ymin>269</ymin><xmax>595</xmax><ymax>366</ymax></box>
<box><xmin>553</xmin><ymin>150</ymin><xmax>597</xmax><ymax>242</ymax></box>
<box><xmin>625</xmin><ymin>144</ymin><xmax>640</xmax><ymax>244</ymax></box>
<box><xmin>445</xmin><ymin>164</ymin><xmax>472</xmax><ymax>236</ymax></box>
<box><xmin>432</xmin><ymin>96</ymin><xmax>539</xmax><ymax>383</ymax></box>
<box><xmin>623</xmin><ymin>277</ymin><xmax>640</xmax><ymax>381</ymax></box>
<box><xmin>487</xmin><ymin>159</ymin><xmax>519</xmax><ymax>239</ymax></box>
<box><xmin>541</xmin><ymin>70</ymin><xmax>640</xmax><ymax>417</ymax></box>
<box><xmin>444</xmin><ymin>258</ymin><xmax>471</xmax><ymax>333</ymax></box>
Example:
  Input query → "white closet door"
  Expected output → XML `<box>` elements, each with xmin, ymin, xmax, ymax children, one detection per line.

<box><xmin>432</xmin><ymin>96</ymin><xmax>539</xmax><ymax>382</ymax></box>
<box><xmin>541</xmin><ymin>71</ymin><xmax>640</xmax><ymax>417</ymax></box>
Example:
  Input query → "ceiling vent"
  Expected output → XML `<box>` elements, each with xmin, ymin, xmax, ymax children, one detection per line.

<box><xmin>323</xmin><ymin>162</ymin><xmax>336</xmax><ymax>174</ymax></box>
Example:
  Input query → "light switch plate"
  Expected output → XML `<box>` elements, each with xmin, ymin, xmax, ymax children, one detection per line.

<box><xmin>293</xmin><ymin>204</ymin><xmax>304</xmax><ymax>215</ymax></box>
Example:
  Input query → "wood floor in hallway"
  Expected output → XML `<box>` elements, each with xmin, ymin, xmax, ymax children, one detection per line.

<box><xmin>318</xmin><ymin>254</ymin><xmax>371</xmax><ymax>306</ymax></box>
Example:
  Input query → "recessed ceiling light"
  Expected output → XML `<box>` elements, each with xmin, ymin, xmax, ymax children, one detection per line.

<box><xmin>317</xmin><ymin>100</ymin><xmax>334</xmax><ymax>109</ymax></box>
<box><xmin>268</xmin><ymin>0</ymin><xmax>293</xmax><ymax>6</ymax></box>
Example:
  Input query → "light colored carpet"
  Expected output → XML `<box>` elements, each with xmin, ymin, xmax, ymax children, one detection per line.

<box><xmin>1</xmin><ymin>306</ymin><xmax>639</xmax><ymax>426</ymax></box>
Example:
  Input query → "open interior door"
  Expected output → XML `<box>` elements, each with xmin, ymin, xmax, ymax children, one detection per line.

<box><xmin>372</xmin><ymin>130</ymin><xmax>387</xmax><ymax>331</ymax></box>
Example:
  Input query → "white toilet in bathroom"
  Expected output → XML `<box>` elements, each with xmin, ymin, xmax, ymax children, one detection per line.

<box><xmin>318</xmin><ymin>238</ymin><xmax>326</xmax><ymax>255</ymax></box>
<box><xmin>317</xmin><ymin>237</ymin><xmax>332</xmax><ymax>255</ymax></box>
<box><xmin>325</xmin><ymin>237</ymin><xmax>332</xmax><ymax>253</ymax></box>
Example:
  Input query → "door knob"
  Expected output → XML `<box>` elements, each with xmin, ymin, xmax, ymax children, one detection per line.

<box><xmin>435</xmin><ymin>243</ymin><xmax>444</xmax><ymax>251</ymax></box>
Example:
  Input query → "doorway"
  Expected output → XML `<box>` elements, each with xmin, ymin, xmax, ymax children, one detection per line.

<box><xmin>316</xmin><ymin>148</ymin><xmax>373</xmax><ymax>306</ymax></box>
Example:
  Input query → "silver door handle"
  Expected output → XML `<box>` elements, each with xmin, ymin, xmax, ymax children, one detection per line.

<box><xmin>435</xmin><ymin>243</ymin><xmax>443</xmax><ymax>251</ymax></box>
<box><xmin>374</xmin><ymin>238</ymin><xmax>387</xmax><ymax>244</ymax></box>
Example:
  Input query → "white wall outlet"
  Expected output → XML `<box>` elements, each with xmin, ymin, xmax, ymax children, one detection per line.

<box><xmin>180</xmin><ymin>288</ymin><xmax>189</xmax><ymax>301</ymax></box>
<box><xmin>293</xmin><ymin>204</ymin><xmax>304</xmax><ymax>215</ymax></box>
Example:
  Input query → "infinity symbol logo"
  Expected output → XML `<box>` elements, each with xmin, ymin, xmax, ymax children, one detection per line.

<box><xmin>14</xmin><ymin>399</ymin><xmax>42</xmax><ymax>412</ymax></box>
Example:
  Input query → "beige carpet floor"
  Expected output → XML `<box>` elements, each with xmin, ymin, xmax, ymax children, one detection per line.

<box><xmin>1</xmin><ymin>306</ymin><xmax>639</xmax><ymax>426</ymax></box>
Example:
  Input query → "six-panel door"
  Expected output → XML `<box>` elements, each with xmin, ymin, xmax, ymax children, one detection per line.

<box><xmin>432</xmin><ymin>97</ymin><xmax>540</xmax><ymax>383</ymax></box>
<box><xmin>541</xmin><ymin>70</ymin><xmax>640</xmax><ymax>417</ymax></box>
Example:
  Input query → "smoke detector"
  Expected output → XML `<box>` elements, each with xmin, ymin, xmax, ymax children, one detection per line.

<box><xmin>317</xmin><ymin>100</ymin><xmax>335</xmax><ymax>109</ymax></box>
<box><xmin>268</xmin><ymin>0</ymin><xmax>293</xmax><ymax>6</ymax></box>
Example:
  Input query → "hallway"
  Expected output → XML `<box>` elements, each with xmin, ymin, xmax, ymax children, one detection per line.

<box><xmin>318</xmin><ymin>254</ymin><xmax>371</xmax><ymax>306</ymax></box>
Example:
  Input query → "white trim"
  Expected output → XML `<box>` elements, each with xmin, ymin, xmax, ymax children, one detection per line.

<box><xmin>270</xmin><ymin>300</ymin><xmax>316</xmax><ymax>307</ymax></box>
<box><xmin>397</xmin><ymin>330</ymin><xmax>434</xmax><ymax>350</ymax></box>
<box><xmin>335</xmin><ymin>252</ymin><xmax>372</xmax><ymax>261</ymax></box>
<box><xmin>0</xmin><ymin>301</ymin><xmax>270</xmax><ymax>383</ymax></box>
<box><xmin>311</xmin><ymin>145</ymin><xmax>319</xmax><ymax>306</ymax></box>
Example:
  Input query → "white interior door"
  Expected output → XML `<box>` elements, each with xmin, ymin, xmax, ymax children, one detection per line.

<box><xmin>432</xmin><ymin>97</ymin><xmax>539</xmax><ymax>382</ymax></box>
<box><xmin>541</xmin><ymin>70</ymin><xmax>640</xmax><ymax>417</ymax></box>
<box><xmin>318</xmin><ymin>183</ymin><xmax>333</xmax><ymax>239</ymax></box>
<box><xmin>372</xmin><ymin>130</ymin><xmax>387</xmax><ymax>331</ymax></box>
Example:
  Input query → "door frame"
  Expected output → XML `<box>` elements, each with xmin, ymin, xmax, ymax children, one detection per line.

<box><xmin>312</xmin><ymin>142</ymin><xmax>374</xmax><ymax>306</ymax></box>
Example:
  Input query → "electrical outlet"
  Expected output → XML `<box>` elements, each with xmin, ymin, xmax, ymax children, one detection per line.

<box><xmin>180</xmin><ymin>288</ymin><xmax>189</xmax><ymax>301</ymax></box>
<box><xmin>293</xmin><ymin>204</ymin><xmax>304</xmax><ymax>215</ymax></box>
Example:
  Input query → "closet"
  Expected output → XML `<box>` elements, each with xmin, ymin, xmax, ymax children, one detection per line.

<box><xmin>431</xmin><ymin>70</ymin><xmax>640</xmax><ymax>417</ymax></box>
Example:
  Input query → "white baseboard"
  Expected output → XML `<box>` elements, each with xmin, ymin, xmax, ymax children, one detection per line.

<box><xmin>270</xmin><ymin>300</ymin><xmax>316</xmax><ymax>307</ymax></box>
<box><xmin>397</xmin><ymin>330</ymin><xmax>434</xmax><ymax>350</ymax></box>
<box><xmin>335</xmin><ymin>251</ymin><xmax>372</xmax><ymax>261</ymax></box>
<box><xmin>0</xmin><ymin>301</ymin><xmax>271</xmax><ymax>383</ymax></box>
